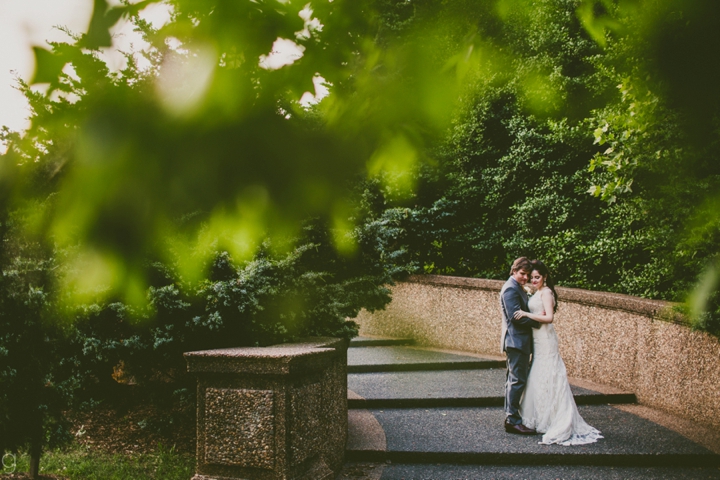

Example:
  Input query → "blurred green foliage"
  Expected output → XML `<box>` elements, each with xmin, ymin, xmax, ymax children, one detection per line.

<box><xmin>0</xmin><ymin>0</ymin><xmax>466</xmax><ymax>304</ymax></box>
<box><xmin>0</xmin><ymin>0</ymin><xmax>434</xmax><ymax>470</ymax></box>
<box><xmin>2</xmin><ymin>0</ymin><xmax>720</xmax><ymax>474</ymax></box>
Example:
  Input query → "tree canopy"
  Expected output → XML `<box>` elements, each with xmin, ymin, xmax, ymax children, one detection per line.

<box><xmin>356</xmin><ymin>0</ymin><xmax>720</xmax><ymax>333</ymax></box>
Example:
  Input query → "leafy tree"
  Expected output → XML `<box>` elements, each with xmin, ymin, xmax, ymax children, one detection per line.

<box><xmin>0</xmin><ymin>211</ymin><xmax>73</xmax><ymax>478</ymax></box>
<box><xmin>60</xmin><ymin>216</ymin><xmax>402</xmax><ymax>410</ymax></box>
<box><xmin>361</xmin><ymin>0</ymin><xmax>720</xmax><ymax>336</ymax></box>
<box><xmin>584</xmin><ymin>0</ymin><xmax>720</xmax><ymax>330</ymax></box>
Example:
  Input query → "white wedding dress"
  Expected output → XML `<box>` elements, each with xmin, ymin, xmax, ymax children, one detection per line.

<box><xmin>520</xmin><ymin>288</ymin><xmax>603</xmax><ymax>445</ymax></box>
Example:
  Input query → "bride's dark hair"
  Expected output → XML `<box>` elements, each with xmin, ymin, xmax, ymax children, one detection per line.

<box><xmin>531</xmin><ymin>260</ymin><xmax>558</xmax><ymax>312</ymax></box>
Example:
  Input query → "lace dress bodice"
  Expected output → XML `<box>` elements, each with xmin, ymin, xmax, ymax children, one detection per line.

<box><xmin>528</xmin><ymin>289</ymin><xmax>558</xmax><ymax>356</ymax></box>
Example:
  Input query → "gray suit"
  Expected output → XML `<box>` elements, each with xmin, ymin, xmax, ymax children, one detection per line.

<box><xmin>500</xmin><ymin>277</ymin><xmax>540</xmax><ymax>425</ymax></box>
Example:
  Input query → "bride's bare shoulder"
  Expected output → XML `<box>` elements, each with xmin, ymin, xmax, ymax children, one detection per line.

<box><xmin>541</xmin><ymin>287</ymin><xmax>556</xmax><ymax>305</ymax></box>
<box><xmin>539</xmin><ymin>287</ymin><xmax>552</xmax><ymax>300</ymax></box>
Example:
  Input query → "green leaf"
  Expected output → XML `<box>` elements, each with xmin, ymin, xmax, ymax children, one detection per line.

<box><xmin>82</xmin><ymin>0</ymin><xmax>113</xmax><ymax>48</ymax></box>
<box><xmin>593</xmin><ymin>127</ymin><xmax>604</xmax><ymax>144</ymax></box>
<box><xmin>576</xmin><ymin>0</ymin><xmax>620</xmax><ymax>48</ymax></box>
<box><xmin>81</xmin><ymin>0</ymin><xmax>164</xmax><ymax>49</ymax></box>
<box><xmin>83</xmin><ymin>0</ymin><xmax>156</xmax><ymax>49</ymax></box>
<box><xmin>31</xmin><ymin>47</ymin><xmax>67</xmax><ymax>84</ymax></box>
<box><xmin>587</xmin><ymin>185</ymin><xmax>601</xmax><ymax>196</ymax></box>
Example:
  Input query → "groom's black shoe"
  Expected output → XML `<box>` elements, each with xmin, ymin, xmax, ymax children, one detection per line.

<box><xmin>504</xmin><ymin>421</ymin><xmax>537</xmax><ymax>435</ymax></box>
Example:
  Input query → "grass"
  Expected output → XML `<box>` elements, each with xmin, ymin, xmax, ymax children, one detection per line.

<box><xmin>2</xmin><ymin>444</ymin><xmax>194</xmax><ymax>479</ymax></box>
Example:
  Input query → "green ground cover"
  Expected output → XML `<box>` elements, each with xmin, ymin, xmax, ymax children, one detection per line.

<box><xmin>1</xmin><ymin>445</ymin><xmax>193</xmax><ymax>480</ymax></box>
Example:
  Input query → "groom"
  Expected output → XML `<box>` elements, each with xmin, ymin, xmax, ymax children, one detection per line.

<box><xmin>500</xmin><ymin>257</ymin><xmax>541</xmax><ymax>435</ymax></box>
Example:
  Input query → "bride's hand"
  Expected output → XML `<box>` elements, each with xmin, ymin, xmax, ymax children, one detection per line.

<box><xmin>513</xmin><ymin>310</ymin><xmax>526</xmax><ymax>320</ymax></box>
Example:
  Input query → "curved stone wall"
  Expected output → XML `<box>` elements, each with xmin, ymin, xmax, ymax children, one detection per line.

<box><xmin>356</xmin><ymin>275</ymin><xmax>720</xmax><ymax>429</ymax></box>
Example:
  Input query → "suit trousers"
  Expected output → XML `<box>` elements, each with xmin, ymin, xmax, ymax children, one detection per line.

<box><xmin>505</xmin><ymin>346</ymin><xmax>530</xmax><ymax>425</ymax></box>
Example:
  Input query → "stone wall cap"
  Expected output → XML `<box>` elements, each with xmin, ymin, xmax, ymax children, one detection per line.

<box><xmin>184</xmin><ymin>345</ymin><xmax>333</xmax><ymax>359</ymax></box>
<box><xmin>184</xmin><ymin>336</ymin><xmax>347</xmax><ymax>375</ymax></box>
<box><xmin>269</xmin><ymin>336</ymin><xmax>349</xmax><ymax>351</ymax></box>
<box><xmin>405</xmin><ymin>274</ymin><xmax>676</xmax><ymax>319</ymax></box>
<box><xmin>407</xmin><ymin>274</ymin><xmax>504</xmax><ymax>291</ymax></box>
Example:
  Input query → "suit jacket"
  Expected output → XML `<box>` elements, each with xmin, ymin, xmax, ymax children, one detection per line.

<box><xmin>500</xmin><ymin>277</ymin><xmax>541</xmax><ymax>354</ymax></box>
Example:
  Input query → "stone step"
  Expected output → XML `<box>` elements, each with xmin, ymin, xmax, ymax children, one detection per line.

<box><xmin>350</xmin><ymin>336</ymin><xmax>415</xmax><ymax>347</ymax></box>
<box><xmin>347</xmin><ymin>370</ymin><xmax>636</xmax><ymax>409</ymax></box>
<box><xmin>339</xmin><ymin>462</ymin><xmax>720</xmax><ymax>479</ymax></box>
<box><xmin>347</xmin><ymin>394</ymin><xmax>637</xmax><ymax>409</ymax></box>
<box><xmin>347</xmin><ymin>345</ymin><xmax>505</xmax><ymax>373</ymax></box>
<box><xmin>346</xmin><ymin>405</ymin><xmax>720</xmax><ymax>467</ymax></box>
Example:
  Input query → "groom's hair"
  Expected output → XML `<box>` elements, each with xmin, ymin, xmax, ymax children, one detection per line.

<box><xmin>510</xmin><ymin>257</ymin><xmax>532</xmax><ymax>275</ymax></box>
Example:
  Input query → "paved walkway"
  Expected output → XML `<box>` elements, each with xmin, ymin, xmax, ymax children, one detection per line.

<box><xmin>339</xmin><ymin>336</ymin><xmax>720</xmax><ymax>479</ymax></box>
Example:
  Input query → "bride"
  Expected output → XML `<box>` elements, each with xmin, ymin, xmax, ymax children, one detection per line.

<box><xmin>512</xmin><ymin>260</ymin><xmax>603</xmax><ymax>446</ymax></box>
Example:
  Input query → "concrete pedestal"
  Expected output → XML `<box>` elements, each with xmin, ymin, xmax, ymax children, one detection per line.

<box><xmin>185</xmin><ymin>337</ymin><xmax>348</xmax><ymax>480</ymax></box>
